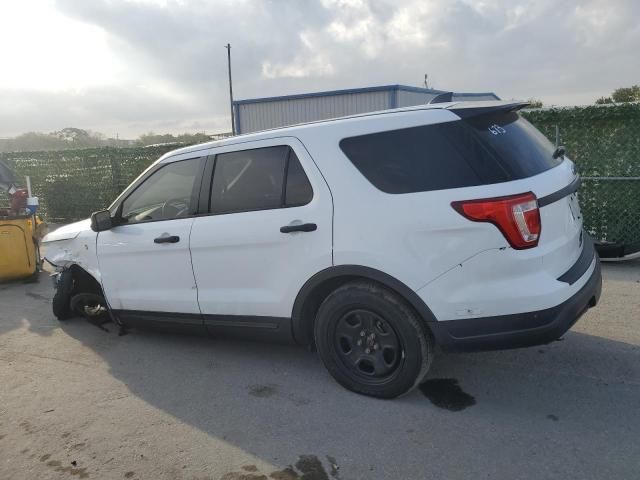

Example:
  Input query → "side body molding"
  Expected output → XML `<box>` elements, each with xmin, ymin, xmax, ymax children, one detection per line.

<box><xmin>291</xmin><ymin>265</ymin><xmax>439</xmax><ymax>345</ymax></box>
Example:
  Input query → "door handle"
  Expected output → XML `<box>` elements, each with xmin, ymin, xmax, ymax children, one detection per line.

<box><xmin>154</xmin><ymin>235</ymin><xmax>180</xmax><ymax>244</ymax></box>
<box><xmin>280</xmin><ymin>223</ymin><xmax>317</xmax><ymax>234</ymax></box>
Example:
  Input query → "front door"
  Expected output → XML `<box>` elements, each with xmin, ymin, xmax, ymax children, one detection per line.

<box><xmin>97</xmin><ymin>155</ymin><xmax>205</xmax><ymax>320</ymax></box>
<box><xmin>189</xmin><ymin>138</ymin><xmax>333</xmax><ymax>335</ymax></box>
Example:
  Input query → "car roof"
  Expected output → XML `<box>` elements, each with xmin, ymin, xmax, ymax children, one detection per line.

<box><xmin>158</xmin><ymin>100</ymin><xmax>529</xmax><ymax>163</ymax></box>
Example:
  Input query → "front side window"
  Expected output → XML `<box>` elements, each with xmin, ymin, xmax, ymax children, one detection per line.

<box><xmin>210</xmin><ymin>146</ymin><xmax>313</xmax><ymax>214</ymax></box>
<box><xmin>120</xmin><ymin>158</ymin><xmax>202</xmax><ymax>224</ymax></box>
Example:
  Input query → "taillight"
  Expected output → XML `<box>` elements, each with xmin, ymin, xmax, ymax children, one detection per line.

<box><xmin>451</xmin><ymin>192</ymin><xmax>541</xmax><ymax>249</ymax></box>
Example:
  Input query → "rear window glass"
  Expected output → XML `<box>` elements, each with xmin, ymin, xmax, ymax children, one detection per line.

<box><xmin>339</xmin><ymin>111</ymin><xmax>561</xmax><ymax>194</ymax></box>
<box><xmin>285</xmin><ymin>150</ymin><xmax>313</xmax><ymax>207</ymax></box>
<box><xmin>209</xmin><ymin>146</ymin><xmax>313</xmax><ymax>215</ymax></box>
<box><xmin>210</xmin><ymin>146</ymin><xmax>287</xmax><ymax>214</ymax></box>
<box><xmin>464</xmin><ymin>111</ymin><xmax>560</xmax><ymax>178</ymax></box>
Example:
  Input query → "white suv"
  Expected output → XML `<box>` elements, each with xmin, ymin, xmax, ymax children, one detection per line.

<box><xmin>43</xmin><ymin>101</ymin><xmax>602</xmax><ymax>398</ymax></box>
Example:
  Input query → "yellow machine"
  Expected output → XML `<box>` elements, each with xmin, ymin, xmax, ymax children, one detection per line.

<box><xmin>1</xmin><ymin>161</ymin><xmax>44</xmax><ymax>281</ymax></box>
<box><xmin>0</xmin><ymin>216</ymin><xmax>39</xmax><ymax>281</ymax></box>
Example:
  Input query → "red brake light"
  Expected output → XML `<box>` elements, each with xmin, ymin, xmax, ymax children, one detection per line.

<box><xmin>451</xmin><ymin>192</ymin><xmax>541</xmax><ymax>249</ymax></box>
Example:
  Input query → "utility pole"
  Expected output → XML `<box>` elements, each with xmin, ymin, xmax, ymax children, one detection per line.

<box><xmin>225</xmin><ymin>43</ymin><xmax>236</xmax><ymax>135</ymax></box>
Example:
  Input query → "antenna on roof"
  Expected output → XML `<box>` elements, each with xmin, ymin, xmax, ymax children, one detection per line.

<box><xmin>225</xmin><ymin>43</ymin><xmax>236</xmax><ymax>136</ymax></box>
<box><xmin>423</xmin><ymin>73</ymin><xmax>429</xmax><ymax>89</ymax></box>
<box><xmin>429</xmin><ymin>92</ymin><xmax>453</xmax><ymax>104</ymax></box>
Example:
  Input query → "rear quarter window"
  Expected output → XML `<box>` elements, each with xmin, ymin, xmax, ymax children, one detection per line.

<box><xmin>339</xmin><ymin>111</ymin><xmax>562</xmax><ymax>194</ymax></box>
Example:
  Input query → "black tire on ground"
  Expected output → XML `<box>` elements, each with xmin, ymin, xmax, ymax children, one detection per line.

<box><xmin>52</xmin><ymin>270</ymin><xmax>75</xmax><ymax>320</ymax></box>
<box><xmin>314</xmin><ymin>281</ymin><xmax>434</xmax><ymax>399</ymax></box>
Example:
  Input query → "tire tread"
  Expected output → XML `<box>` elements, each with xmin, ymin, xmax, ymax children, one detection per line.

<box><xmin>314</xmin><ymin>281</ymin><xmax>433</xmax><ymax>398</ymax></box>
<box><xmin>52</xmin><ymin>270</ymin><xmax>74</xmax><ymax>320</ymax></box>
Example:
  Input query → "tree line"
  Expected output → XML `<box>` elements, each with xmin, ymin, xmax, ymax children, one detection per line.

<box><xmin>595</xmin><ymin>85</ymin><xmax>640</xmax><ymax>105</ymax></box>
<box><xmin>0</xmin><ymin>128</ymin><xmax>226</xmax><ymax>153</ymax></box>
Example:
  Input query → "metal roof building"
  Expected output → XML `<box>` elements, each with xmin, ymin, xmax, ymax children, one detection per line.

<box><xmin>232</xmin><ymin>84</ymin><xmax>499</xmax><ymax>134</ymax></box>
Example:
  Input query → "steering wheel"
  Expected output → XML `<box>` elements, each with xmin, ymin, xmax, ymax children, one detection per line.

<box><xmin>161</xmin><ymin>198</ymin><xmax>190</xmax><ymax>219</ymax></box>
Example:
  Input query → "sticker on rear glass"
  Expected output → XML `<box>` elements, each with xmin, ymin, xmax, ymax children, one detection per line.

<box><xmin>488</xmin><ymin>124</ymin><xmax>507</xmax><ymax>135</ymax></box>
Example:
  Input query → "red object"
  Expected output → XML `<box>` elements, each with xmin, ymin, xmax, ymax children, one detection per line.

<box><xmin>451</xmin><ymin>192</ymin><xmax>541</xmax><ymax>249</ymax></box>
<box><xmin>10</xmin><ymin>188</ymin><xmax>28</xmax><ymax>213</ymax></box>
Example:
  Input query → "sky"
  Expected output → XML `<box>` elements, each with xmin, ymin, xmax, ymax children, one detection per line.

<box><xmin>0</xmin><ymin>0</ymin><xmax>638</xmax><ymax>138</ymax></box>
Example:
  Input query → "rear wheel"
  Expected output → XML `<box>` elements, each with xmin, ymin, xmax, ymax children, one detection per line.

<box><xmin>314</xmin><ymin>282</ymin><xmax>433</xmax><ymax>398</ymax></box>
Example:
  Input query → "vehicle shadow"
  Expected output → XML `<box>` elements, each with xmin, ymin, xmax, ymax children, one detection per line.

<box><xmin>54</xmin><ymin>312</ymin><xmax>640</xmax><ymax>478</ymax></box>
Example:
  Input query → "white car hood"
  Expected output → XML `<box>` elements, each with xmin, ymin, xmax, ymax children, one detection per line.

<box><xmin>43</xmin><ymin>219</ymin><xmax>92</xmax><ymax>243</ymax></box>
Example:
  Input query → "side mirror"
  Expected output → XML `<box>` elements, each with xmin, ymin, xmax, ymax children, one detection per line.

<box><xmin>552</xmin><ymin>145</ymin><xmax>566</xmax><ymax>159</ymax></box>
<box><xmin>90</xmin><ymin>210</ymin><xmax>114</xmax><ymax>232</ymax></box>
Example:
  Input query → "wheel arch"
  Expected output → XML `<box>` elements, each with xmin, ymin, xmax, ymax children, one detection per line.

<box><xmin>64</xmin><ymin>263</ymin><xmax>104</xmax><ymax>296</ymax></box>
<box><xmin>291</xmin><ymin>265</ymin><xmax>438</xmax><ymax>345</ymax></box>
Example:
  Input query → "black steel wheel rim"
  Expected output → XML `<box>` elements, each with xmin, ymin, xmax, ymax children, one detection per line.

<box><xmin>333</xmin><ymin>309</ymin><xmax>403</xmax><ymax>383</ymax></box>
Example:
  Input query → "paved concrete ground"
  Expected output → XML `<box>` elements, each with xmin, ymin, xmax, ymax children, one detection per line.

<box><xmin>0</xmin><ymin>262</ymin><xmax>639</xmax><ymax>480</ymax></box>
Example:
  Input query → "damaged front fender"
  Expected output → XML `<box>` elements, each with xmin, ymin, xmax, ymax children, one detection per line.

<box><xmin>42</xmin><ymin>220</ymin><xmax>101</xmax><ymax>283</ymax></box>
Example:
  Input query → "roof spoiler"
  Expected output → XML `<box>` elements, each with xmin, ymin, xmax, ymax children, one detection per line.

<box><xmin>428</xmin><ymin>92</ymin><xmax>453</xmax><ymax>104</ymax></box>
<box><xmin>447</xmin><ymin>101</ymin><xmax>531</xmax><ymax>118</ymax></box>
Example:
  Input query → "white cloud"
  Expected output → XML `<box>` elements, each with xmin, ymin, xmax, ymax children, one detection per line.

<box><xmin>262</xmin><ymin>54</ymin><xmax>335</xmax><ymax>79</ymax></box>
<box><xmin>0</xmin><ymin>0</ymin><xmax>122</xmax><ymax>91</ymax></box>
<box><xmin>0</xmin><ymin>0</ymin><xmax>638</xmax><ymax>137</ymax></box>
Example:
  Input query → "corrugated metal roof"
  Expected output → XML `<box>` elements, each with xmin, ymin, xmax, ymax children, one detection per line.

<box><xmin>233</xmin><ymin>84</ymin><xmax>498</xmax><ymax>105</ymax></box>
<box><xmin>232</xmin><ymin>85</ymin><xmax>499</xmax><ymax>134</ymax></box>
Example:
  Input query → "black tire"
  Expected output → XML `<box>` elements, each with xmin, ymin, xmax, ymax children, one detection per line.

<box><xmin>314</xmin><ymin>281</ymin><xmax>434</xmax><ymax>399</ymax></box>
<box><xmin>52</xmin><ymin>270</ymin><xmax>74</xmax><ymax>320</ymax></box>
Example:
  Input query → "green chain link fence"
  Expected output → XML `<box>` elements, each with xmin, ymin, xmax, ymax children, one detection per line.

<box><xmin>1</xmin><ymin>103</ymin><xmax>639</xmax><ymax>255</ymax></box>
<box><xmin>522</xmin><ymin>103</ymin><xmax>640</xmax><ymax>256</ymax></box>
<box><xmin>0</xmin><ymin>145</ymin><xmax>177</xmax><ymax>223</ymax></box>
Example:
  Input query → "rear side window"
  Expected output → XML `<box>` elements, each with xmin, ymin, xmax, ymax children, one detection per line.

<box><xmin>339</xmin><ymin>111</ymin><xmax>561</xmax><ymax>194</ymax></box>
<box><xmin>210</xmin><ymin>146</ymin><xmax>313</xmax><ymax>214</ymax></box>
<box><xmin>285</xmin><ymin>150</ymin><xmax>313</xmax><ymax>206</ymax></box>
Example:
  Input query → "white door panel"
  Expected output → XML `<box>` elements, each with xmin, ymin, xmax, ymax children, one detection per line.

<box><xmin>98</xmin><ymin>219</ymin><xmax>199</xmax><ymax>313</ymax></box>
<box><xmin>190</xmin><ymin>138</ymin><xmax>333</xmax><ymax>319</ymax></box>
<box><xmin>191</xmin><ymin>206</ymin><xmax>331</xmax><ymax>317</ymax></box>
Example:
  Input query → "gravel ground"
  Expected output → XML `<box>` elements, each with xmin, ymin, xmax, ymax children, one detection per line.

<box><xmin>0</xmin><ymin>262</ymin><xmax>638</xmax><ymax>480</ymax></box>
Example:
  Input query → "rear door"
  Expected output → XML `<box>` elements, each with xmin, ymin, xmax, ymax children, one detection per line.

<box><xmin>189</xmin><ymin>137</ymin><xmax>333</xmax><ymax>335</ymax></box>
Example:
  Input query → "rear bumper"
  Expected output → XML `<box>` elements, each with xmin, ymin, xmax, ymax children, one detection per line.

<box><xmin>429</xmin><ymin>252</ymin><xmax>602</xmax><ymax>352</ymax></box>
